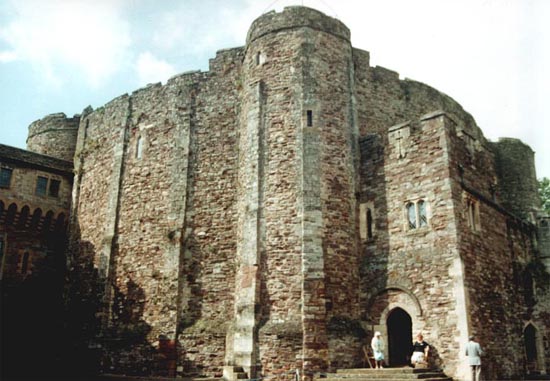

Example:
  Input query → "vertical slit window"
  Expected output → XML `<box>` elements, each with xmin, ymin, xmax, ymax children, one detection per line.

<box><xmin>136</xmin><ymin>136</ymin><xmax>143</xmax><ymax>159</ymax></box>
<box><xmin>407</xmin><ymin>202</ymin><xmax>416</xmax><ymax>229</ymax></box>
<box><xmin>306</xmin><ymin>110</ymin><xmax>313</xmax><ymax>127</ymax></box>
<box><xmin>367</xmin><ymin>208</ymin><xmax>373</xmax><ymax>239</ymax></box>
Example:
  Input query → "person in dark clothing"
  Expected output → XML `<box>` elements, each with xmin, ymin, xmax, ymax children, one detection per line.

<box><xmin>411</xmin><ymin>333</ymin><xmax>430</xmax><ymax>367</ymax></box>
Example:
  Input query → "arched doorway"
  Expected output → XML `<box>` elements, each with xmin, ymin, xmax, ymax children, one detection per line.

<box><xmin>387</xmin><ymin>308</ymin><xmax>412</xmax><ymax>367</ymax></box>
<box><xmin>524</xmin><ymin>324</ymin><xmax>538</xmax><ymax>373</ymax></box>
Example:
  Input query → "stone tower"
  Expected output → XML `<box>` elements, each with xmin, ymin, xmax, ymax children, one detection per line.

<box><xmin>491</xmin><ymin>138</ymin><xmax>541</xmax><ymax>221</ymax></box>
<box><xmin>26</xmin><ymin>112</ymin><xmax>80</xmax><ymax>162</ymax></box>
<box><xmin>228</xmin><ymin>7</ymin><xmax>360</xmax><ymax>378</ymax></box>
<box><xmin>23</xmin><ymin>5</ymin><xmax>545</xmax><ymax>381</ymax></box>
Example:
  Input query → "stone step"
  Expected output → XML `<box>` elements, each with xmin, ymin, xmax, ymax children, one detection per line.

<box><xmin>317</xmin><ymin>378</ymin><xmax>451</xmax><ymax>381</ymax></box>
<box><xmin>334</xmin><ymin>370</ymin><xmax>446</xmax><ymax>380</ymax></box>
<box><xmin>315</xmin><ymin>367</ymin><xmax>451</xmax><ymax>381</ymax></box>
<box><xmin>330</xmin><ymin>372</ymin><xmax>447</xmax><ymax>379</ymax></box>
<box><xmin>336</xmin><ymin>368</ymin><xmax>437</xmax><ymax>374</ymax></box>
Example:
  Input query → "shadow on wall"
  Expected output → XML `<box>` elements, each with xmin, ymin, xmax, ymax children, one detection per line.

<box><xmin>0</xmin><ymin>207</ymin><xmax>68</xmax><ymax>379</ymax></box>
<box><xmin>63</xmin><ymin>220</ymin><xmax>173</xmax><ymax>378</ymax></box>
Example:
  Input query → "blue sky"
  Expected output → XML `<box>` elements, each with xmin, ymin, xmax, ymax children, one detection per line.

<box><xmin>0</xmin><ymin>0</ymin><xmax>549</xmax><ymax>179</ymax></box>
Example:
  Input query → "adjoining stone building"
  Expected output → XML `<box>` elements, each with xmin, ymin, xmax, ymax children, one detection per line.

<box><xmin>1</xmin><ymin>6</ymin><xmax>549</xmax><ymax>381</ymax></box>
<box><xmin>0</xmin><ymin>138</ymin><xmax>74</xmax><ymax>377</ymax></box>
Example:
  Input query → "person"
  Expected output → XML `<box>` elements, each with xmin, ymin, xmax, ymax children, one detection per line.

<box><xmin>371</xmin><ymin>331</ymin><xmax>385</xmax><ymax>369</ymax></box>
<box><xmin>465</xmin><ymin>335</ymin><xmax>483</xmax><ymax>381</ymax></box>
<box><xmin>411</xmin><ymin>333</ymin><xmax>430</xmax><ymax>367</ymax></box>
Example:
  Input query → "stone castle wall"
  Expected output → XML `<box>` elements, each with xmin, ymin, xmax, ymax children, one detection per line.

<box><xmin>68</xmin><ymin>47</ymin><xmax>244</xmax><ymax>377</ymax></box>
<box><xmin>359</xmin><ymin>113</ymin><xmax>467</xmax><ymax>376</ymax></box>
<box><xmin>39</xmin><ymin>5</ymin><xmax>547</xmax><ymax>380</ymax></box>
<box><xmin>27</xmin><ymin>112</ymin><xmax>80</xmax><ymax>161</ymax></box>
<box><xmin>491</xmin><ymin>138</ymin><xmax>541</xmax><ymax>221</ymax></box>
<box><xmin>444</xmin><ymin>113</ymin><xmax>535</xmax><ymax>380</ymax></box>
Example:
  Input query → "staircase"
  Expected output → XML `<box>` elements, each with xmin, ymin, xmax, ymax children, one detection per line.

<box><xmin>314</xmin><ymin>368</ymin><xmax>452</xmax><ymax>381</ymax></box>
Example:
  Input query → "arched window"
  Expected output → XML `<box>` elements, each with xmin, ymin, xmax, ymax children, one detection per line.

<box><xmin>54</xmin><ymin>213</ymin><xmax>66</xmax><ymax>232</ymax></box>
<box><xmin>30</xmin><ymin>208</ymin><xmax>42</xmax><ymax>230</ymax></box>
<box><xmin>17</xmin><ymin>206</ymin><xmax>30</xmax><ymax>229</ymax></box>
<box><xmin>407</xmin><ymin>202</ymin><xmax>416</xmax><ymax>229</ymax></box>
<box><xmin>42</xmin><ymin>211</ymin><xmax>54</xmax><ymax>232</ymax></box>
<box><xmin>6</xmin><ymin>203</ymin><xmax>17</xmax><ymax>225</ymax></box>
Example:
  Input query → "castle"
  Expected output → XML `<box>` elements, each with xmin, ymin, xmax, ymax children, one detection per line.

<box><xmin>1</xmin><ymin>6</ymin><xmax>549</xmax><ymax>381</ymax></box>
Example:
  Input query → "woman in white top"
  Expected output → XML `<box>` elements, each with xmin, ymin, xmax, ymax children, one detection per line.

<box><xmin>370</xmin><ymin>331</ymin><xmax>385</xmax><ymax>369</ymax></box>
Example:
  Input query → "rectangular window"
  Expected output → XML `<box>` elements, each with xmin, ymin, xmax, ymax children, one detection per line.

<box><xmin>36</xmin><ymin>176</ymin><xmax>48</xmax><ymax>196</ymax></box>
<box><xmin>0</xmin><ymin>168</ymin><xmax>12</xmax><ymax>188</ymax></box>
<box><xmin>306</xmin><ymin>110</ymin><xmax>313</xmax><ymax>127</ymax></box>
<box><xmin>49</xmin><ymin>179</ymin><xmax>61</xmax><ymax>197</ymax></box>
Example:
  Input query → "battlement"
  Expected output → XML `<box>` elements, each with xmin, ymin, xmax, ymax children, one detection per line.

<box><xmin>27</xmin><ymin>112</ymin><xmax>80</xmax><ymax>138</ymax></box>
<box><xmin>246</xmin><ymin>6</ymin><xmax>350</xmax><ymax>45</ymax></box>
<box><xmin>26</xmin><ymin>112</ymin><xmax>80</xmax><ymax>162</ymax></box>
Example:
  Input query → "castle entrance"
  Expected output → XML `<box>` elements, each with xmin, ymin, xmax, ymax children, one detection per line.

<box><xmin>524</xmin><ymin>324</ymin><xmax>538</xmax><ymax>373</ymax></box>
<box><xmin>387</xmin><ymin>308</ymin><xmax>412</xmax><ymax>367</ymax></box>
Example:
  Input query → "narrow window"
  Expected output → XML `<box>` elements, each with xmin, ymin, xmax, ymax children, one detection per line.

<box><xmin>0</xmin><ymin>168</ymin><xmax>13</xmax><ymax>188</ymax></box>
<box><xmin>467</xmin><ymin>199</ymin><xmax>480</xmax><ymax>231</ymax></box>
<box><xmin>49</xmin><ymin>179</ymin><xmax>61</xmax><ymax>197</ymax></box>
<box><xmin>367</xmin><ymin>208</ymin><xmax>373</xmax><ymax>239</ymax></box>
<box><xmin>468</xmin><ymin>201</ymin><xmax>475</xmax><ymax>228</ymax></box>
<box><xmin>36</xmin><ymin>176</ymin><xmax>48</xmax><ymax>196</ymax></box>
<box><xmin>136</xmin><ymin>136</ymin><xmax>143</xmax><ymax>159</ymax></box>
<box><xmin>256</xmin><ymin>52</ymin><xmax>261</xmax><ymax>65</ymax></box>
<box><xmin>418</xmin><ymin>200</ymin><xmax>427</xmax><ymax>227</ymax></box>
<box><xmin>407</xmin><ymin>202</ymin><xmax>416</xmax><ymax>229</ymax></box>
<box><xmin>0</xmin><ymin>238</ymin><xmax>4</xmax><ymax>280</ymax></box>
<box><xmin>307</xmin><ymin>110</ymin><xmax>313</xmax><ymax>127</ymax></box>
<box><xmin>21</xmin><ymin>252</ymin><xmax>30</xmax><ymax>274</ymax></box>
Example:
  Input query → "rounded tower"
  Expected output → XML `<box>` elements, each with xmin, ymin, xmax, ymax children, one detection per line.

<box><xmin>492</xmin><ymin>138</ymin><xmax>540</xmax><ymax>221</ymax></box>
<box><xmin>26</xmin><ymin>112</ymin><xmax>80</xmax><ymax>162</ymax></box>
<box><xmin>229</xmin><ymin>6</ymin><xmax>360</xmax><ymax>379</ymax></box>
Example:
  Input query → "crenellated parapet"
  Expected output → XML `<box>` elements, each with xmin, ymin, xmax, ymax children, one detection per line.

<box><xmin>246</xmin><ymin>6</ymin><xmax>350</xmax><ymax>45</ymax></box>
<box><xmin>26</xmin><ymin>112</ymin><xmax>79</xmax><ymax>162</ymax></box>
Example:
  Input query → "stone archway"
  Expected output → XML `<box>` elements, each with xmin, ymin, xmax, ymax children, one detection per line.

<box><xmin>365</xmin><ymin>287</ymin><xmax>425</xmax><ymax>367</ymax></box>
<box><xmin>524</xmin><ymin>324</ymin><xmax>537</xmax><ymax>373</ymax></box>
<box><xmin>387</xmin><ymin>307</ymin><xmax>412</xmax><ymax>367</ymax></box>
<box><xmin>524</xmin><ymin>323</ymin><xmax>546</xmax><ymax>375</ymax></box>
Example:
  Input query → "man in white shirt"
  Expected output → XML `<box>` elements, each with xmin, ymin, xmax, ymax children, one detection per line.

<box><xmin>465</xmin><ymin>335</ymin><xmax>483</xmax><ymax>381</ymax></box>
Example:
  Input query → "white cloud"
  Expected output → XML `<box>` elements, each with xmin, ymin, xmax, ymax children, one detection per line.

<box><xmin>135</xmin><ymin>52</ymin><xmax>177</xmax><ymax>86</ymax></box>
<box><xmin>0</xmin><ymin>50</ymin><xmax>17</xmax><ymax>63</ymax></box>
<box><xmin>0</xmin><ymin>0</ymin><xmax>132</xmax><ymax>88</ymax></box>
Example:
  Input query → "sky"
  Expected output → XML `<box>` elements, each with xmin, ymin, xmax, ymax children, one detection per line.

<box><xmin>0</xmin><ymin>0</ymin><xmax>548</xmax><ymax>179</ymax></box>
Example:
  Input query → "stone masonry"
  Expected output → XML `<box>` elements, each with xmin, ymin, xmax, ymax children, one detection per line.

<box><xmin>1</xmin><ymin>6</ymin><xmax>549</xmax><ymax>381</ymax></box>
